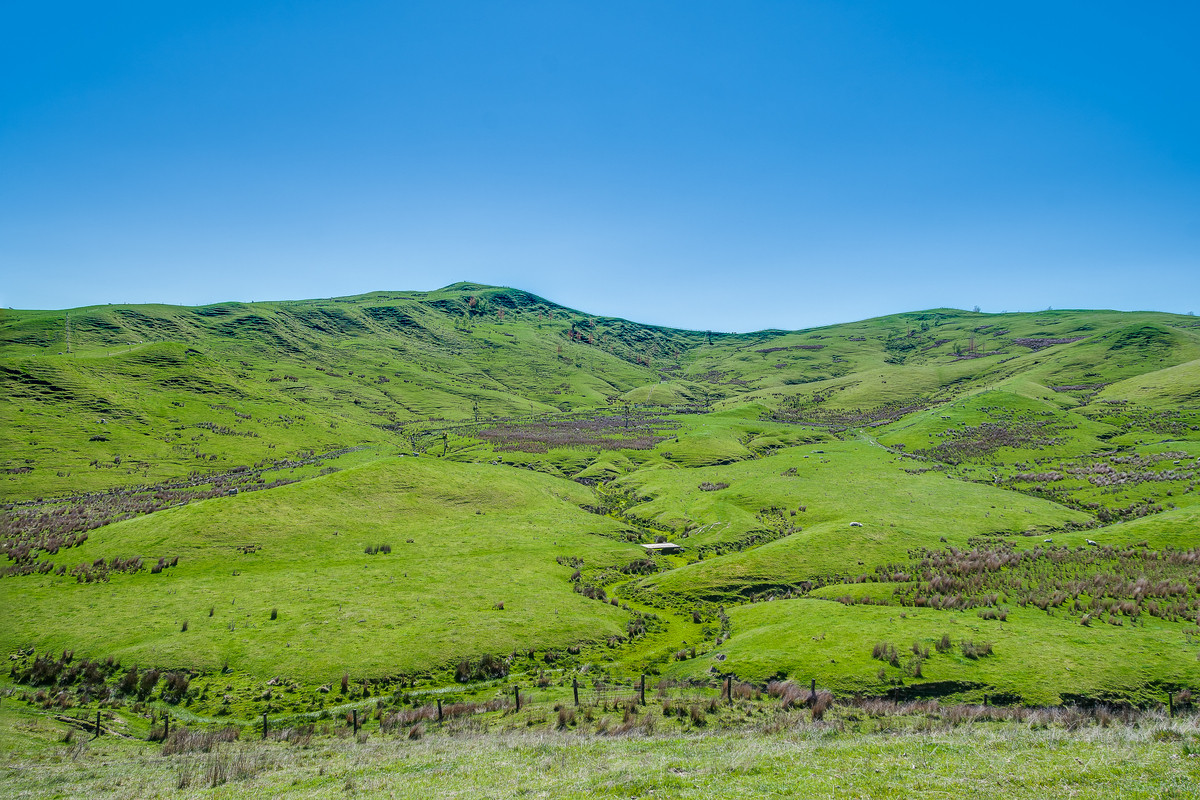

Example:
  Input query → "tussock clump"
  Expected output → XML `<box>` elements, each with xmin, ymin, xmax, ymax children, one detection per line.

<box><xmin>274</xmin><ymin>725</ymin><xmax>314</xmax><ymax>746</ymax></box>
<box><xmin>960</xmin><ymin>640</ymin><xmax>994</xmax><ymax>659</ymax></box>
<box><xmin>767</xmin><ymin>680</ymin><xmax>806</xmax><ymax>709</ymax></box>
<box><xmin>732</xmin><ymin>682</ymin><xmax>760</xmax><ymax>701</ymax></box>
<box><xmin>381</xmin><ymin>706</ymin><xmax>434</xmax><ymax>733</ymax></box>
<box><xmin>202</xmin><ymin>748</ymin><xmax>270</xmax><ymax>787</ymax></box>
<box><xmin>162</xmin><ymin>726</ymin><xmax>239</xmax><ymax>755</ymax></box>
<box><xmin>455</xmin><ymin>653</ymin><xmax>509</xmax><ymax>683</ymax></box>
<box><xmin>871</xmin><ymin>642</ymin><xmax>900</xmax><ymax>667</ymax></box>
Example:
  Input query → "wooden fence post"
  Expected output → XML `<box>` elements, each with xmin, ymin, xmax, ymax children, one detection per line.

<box><xmin>726</xmin><ymin>677</ymin><xmax>732</xmax><ymax>705</ymax></box>
<box><xmin>263</xmin><ymin>712</ymin><xmax>268</xmax><ymax>739</ymax></box>
<box><xmin>437</xmin><ymin>698</ymin><xmax>443</xmax><ymax>722</ymax></box>
<box><xmin>514</xmin><ymin>686</ymin><xmax>521</xmax><ymax>712</ymax></box>
<box><xmin>352</xmin><ymin>709</ymin><xmax>359</xmax><ymax>735</ymax></box>
<box><xmin>640</xmin><ymin>675</ymin><xmax>646</xmax><ymax>706</ymax></box>
<box><xmin>573</xmin><ymin>678</ymin><xmax>579</xmax><ymax>707</ymax></box>
<box><xmin>95</xmin><ymin>709</ymin><xmax>102</xmax><ymax>738</ymax></box>
<box><xmin>810</xmin><ymin>678</ymin><xmax>816</xmax><ymax>700</ymax></box>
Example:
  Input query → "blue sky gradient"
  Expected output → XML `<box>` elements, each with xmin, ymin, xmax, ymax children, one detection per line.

<box><xmin>2</xmin><ymin>1</ymin><xmax>1197</xmax><ymax>330</ymax></box>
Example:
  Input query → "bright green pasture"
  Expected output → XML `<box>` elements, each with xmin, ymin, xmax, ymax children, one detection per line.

<box><xmin>0</xmin><ymin>457</ymin><xmax>645</xmax><ymax>682</ymax></box>
<box><xmin>1099</xmin><ymin>358</ymin><xmax>1200</xmax><ymax>404</ymax></box>
<box><xmin>674</xmin><ymin>598</ymin><xmax>1200</xmax><ymax>705</ymax></box>
<box><xmin>626</xmin><ymin>440</ymin><xmax>1086</xmax><ymax>603</ymax></box>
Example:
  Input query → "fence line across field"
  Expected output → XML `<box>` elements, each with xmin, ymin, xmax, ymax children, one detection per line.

<box><xmin>119</xmin><ymin>675</ymin><xmax>1197</xmax><ymax>743</ymax></box>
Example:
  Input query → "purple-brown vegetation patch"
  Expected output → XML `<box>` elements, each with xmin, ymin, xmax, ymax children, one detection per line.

<box><xmin>1012</xmin><ymin>336</ymin><xmax>1087</xmax><ymax>350</ymax></box>
<box><xmin>477</xmin><ymin>413</ymin><xmax>679</xmax><ymax>452</ymax></box>
<box><xmin>864</xmin><ymin>541</ymin><xmax>1200</xmax><ymax>624</ymax></box>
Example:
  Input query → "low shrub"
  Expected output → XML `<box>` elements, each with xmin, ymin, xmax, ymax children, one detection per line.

<box><xmin>163</xmin><ymin>671</ymin><xmax>190</xmax><ymax>703</ymax></box>
<box><xmin>119</xmin><ymin>666</ymin><xmax>138</xmax><ymax>695</ymax></box>
<box><xmin>138</xmin><ymin>668</ymin><xmax>160</xmax><ymax>699</ymax></box>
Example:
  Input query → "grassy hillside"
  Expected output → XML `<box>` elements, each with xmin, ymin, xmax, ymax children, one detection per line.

<box><xmin>3</xmin><ymin>286</ymin><xmax>1200</xmax><ymax>729</ymax></box>
<box><xmin>1</xmin><ymin>458</ymin><xmax>643</xmax><ymax>686</ymax></box>
<box><xmin>672</xmin><ymin>599</ymin><xmax>1200</xmax><ymax>705</ymax></box>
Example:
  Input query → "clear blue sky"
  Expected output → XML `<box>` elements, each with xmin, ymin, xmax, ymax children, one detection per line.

<box><xmin>2</xmin><ymin>1</ymin><xmax>1197</xmax><ymax>330</ymax></box>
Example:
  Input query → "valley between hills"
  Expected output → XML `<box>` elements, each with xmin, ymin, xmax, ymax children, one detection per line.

<box><xmin>3</xmin><ymin>283</ymin><xmax>1200</xmax><ymax>796</ymax></box>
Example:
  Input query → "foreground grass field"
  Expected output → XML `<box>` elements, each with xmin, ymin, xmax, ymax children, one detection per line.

<box><xmin>3</xmin><ymin>697</ymin><xmax>1199</xmax><ymax>799</ymax></box>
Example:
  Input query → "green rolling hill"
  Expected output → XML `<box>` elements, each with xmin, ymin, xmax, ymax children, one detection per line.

<box><xmin>3</xmin><ymin>284</ymin><xmax>1200</xmax><ymax>718</ymax></box>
